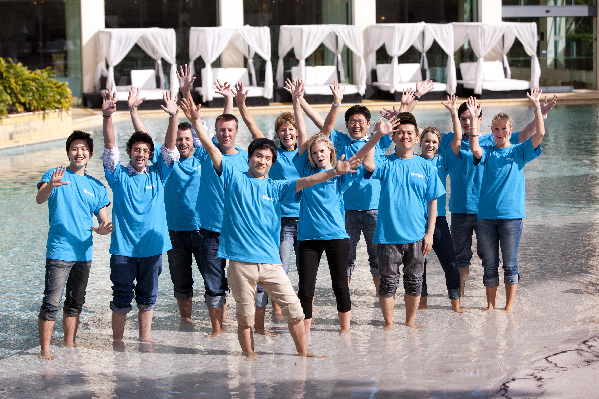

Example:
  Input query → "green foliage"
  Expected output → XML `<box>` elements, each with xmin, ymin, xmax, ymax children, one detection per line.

<box><xmin>0</xmin><ymin>58</ymin><xmax>72</xmax><ymax>117</ymax></box>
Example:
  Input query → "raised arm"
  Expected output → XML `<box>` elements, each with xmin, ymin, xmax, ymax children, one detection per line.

<box><xmin>320</xmin><ymin>81</ymin><xmax>344</xmax><ymax>136</ymax></box>
<box><xmin>441</xmin><ymin>94</ymin><xmax>462</xmax><ymax>156</ymax></box>
<box><xmin>518</xmin><ymin>94</ymin><xmax>556</xmax><ymax>143</ymax></box>
<box><xmin>295</xmin><ymin>154</ymin><xmax>360</xmax><ymax>193</ymax></box>
<box><xmin>36</xmin><ymin>166</ymin><xmax>71</xmax><ymax>204</ymax></box>
<box><xmin>180</xmin><ymin>97</ymin><xmax>223</xmax><ymax>174</ymax></box>
<box><xmin>399</xmin><ymin>88</ymin><xmax>417</xmax><ymax>112</ymax></box>
<box><xmin>291</xmin><ymin>80</ymin><xmax>309</xmax><ymax>155</ymax></box>
<box><xmin>527</xmin><ymin>88</ymin><xmax>545</xmax><ymax>149</ymax></box>
<box><xmin>91</xmin><ymin>207</ymin><xmax>114</xmax><ymax>235</ymax></box>
<box><xmin>350</xmin><ymin>118</ymin><xmax>399</xmax><ymax>172</ymax></box>
<box><xmin>177</xmin><ymin>64</ymin><xmax>196</xmax><ymax>102</ymax></box>
<box><xmin>161</xmin><ymin>90</ymin><xmax>179</xmax><ymax>151</ymax></box>
<box><xmin>215</xmin><ymin>80</ymin><xmax>234</xmax><ymax>115</ymax></box>
<box><xmin>285</xmin><ymin>78</ymin><xmax>325</xmax><ymax>130</ymax></box>
<box><xmin>102</xmin><ymin>91</ymin><xmax>117</xmax><ymax>149</ymax></box>
<box><xmin>128</xmin><ymin>87</ymin><xmax>148</xmax><ymax>133</ymax></box>
<box><xmin>467</xmin><ymin>97</ymin><xmax>483</xmax><ymax>160</ymax></box>
<box><xmin>415</xmin><ymin>79</ymin><xmax>434</xmax><ymax>101</ymax></box>
<box><xmin>234</xmin><ymin>81</ymin><xmax>265</xmax><ymax>140</ymax></box>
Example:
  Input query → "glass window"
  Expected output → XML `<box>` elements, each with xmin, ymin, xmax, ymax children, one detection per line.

<box><xmin>376</xmin><ymin>0</ymin><xmax>475</xmax><ymax>23</ymax></box>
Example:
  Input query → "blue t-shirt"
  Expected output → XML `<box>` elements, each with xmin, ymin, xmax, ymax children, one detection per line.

<box><xmin>195</xmin><ymin>146</ymin><xmax>248</xmax><ymax>233</ymax></box>
<box><xmin>164</xmin><ymin>152</ymin><xmax>202</xmax><ymax>231</ymax></box>
<box><xmin>330</xmin><ymin>129</ymin><xmax>393</xmax><ymax>210</ymax></box>
<box><xmin>476</xmin><ymin>138</ymin><xmax>541</xmax><ymax>219</ymax></box>
<box><xmin>294</xmin><ymin>150</ymin><xmax>353</xmax><ymax>241</ymax></box>
<box><xmin>39</xmin><ymin>168</ymin><xmax>110</xmax><ymax>261</ymax></box>
<box><xmin>104</xmin><ymin>157</ymin><xmax>173</xmax><ymax>257</ymax></box>
<box><xmin>218</xmin><ymin>159</ymin><xmax>297</xmax><ymax>264</ymax></box>
<box><xmin>269</xmin><ymin>146</ymin><xmax>300</xmax><ymax>218</ymax></box>
<box><xmin>438</xmin><ymin>132</ymin><xmax>520</xmax><ymax>214</ymax></box>
<box><xmin>369</xmin><ymin>154</ymin><xmax>445</xmax><ymax>244</ymax></box>
<box><xmin>421</xmin><ymin>153</ymin><xmax>459</xmax><ymax>218</ymax></box>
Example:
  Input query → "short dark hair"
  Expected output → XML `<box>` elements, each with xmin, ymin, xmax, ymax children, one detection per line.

<box><xmin>215</xmin><ymin>113</ymin><xmax>239</xmax><ymax>130</ymax></box>
<box><xmin>396</xmin><ymin>112</ymin><xmax>418</xmax><ymax>131</ymax></box>
<box><xmin>178</xmin><ymin>122</ymin><xmax>192</xmax><ymax>131</ymax></box>
<box><xmin>66</xmin><ymin>131</ymin><xmax>93</xmax><ymax>154</ymax></box>
<box><xmin>345</xmin><ymin>104</ymin><xmax>371</xmax><ymax>123</ymax></box>
<box><xmin>458</xmin><ymin>102</ymin><xmax>482</xmax><ymax>118</ymax></box>
<box><xmin>127</xmin><ymin>131</ymin><xmax>154</xmax><ymax>152</ymax></box>
<box><xmin>248</xmin><ymin>138</ymin><xmax>277</xmax><ymax>164</ymax></box>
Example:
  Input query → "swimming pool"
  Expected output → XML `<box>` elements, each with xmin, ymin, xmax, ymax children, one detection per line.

<box><xmin>1</xmin><ymin>102</ymin><xmax>599</xmax><ymax>365</ymax></box>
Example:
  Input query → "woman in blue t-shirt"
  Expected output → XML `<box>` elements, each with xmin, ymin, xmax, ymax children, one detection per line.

<box><xmin>467</xmin><ymin>90</ymin><xmax>545</xmax><ymax>313</ymax></box>
<box><xmin>418</xmin><ymin>95</ymin><xmax>465</xmax><ymax>313</ymax></box>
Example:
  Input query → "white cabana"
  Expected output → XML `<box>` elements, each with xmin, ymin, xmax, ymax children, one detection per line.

<box><xmin>453</xmin><ymin>22</ymin><xmax>540</xmax><ymax>94</ymax></box>
<box><xmin>189</xmin><ymin>26</ymin><xmax>272</xmax><ymax>102</ymax></box>
<box><xmin>276</xmin><ymin>24</ymin><xmax>366</xmax><ymax>95</ymax></box>
<box><xmin>364</xmin><ymin>23</ymin><xmax>454</xmax><ymax>94</ymax></box>
<box><xmin>94</xmin><ymin>28</ymin><xmax>178</xmax><ymax>98</ymax></box>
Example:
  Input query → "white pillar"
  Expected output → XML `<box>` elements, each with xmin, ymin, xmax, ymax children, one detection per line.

<box><xmin>80</xmin><ymin>0</ymin><xmax>105</xmax><ymax>93</ymax></box>
<box><xmin>219</xmin><ymin>0</ymin><xmax>244</xmax><ymax>67</ymax></box>
<box><xmin>478</xmin><ymin>0</ymin><xmax>502</xmax><ymax>23</ymax></box>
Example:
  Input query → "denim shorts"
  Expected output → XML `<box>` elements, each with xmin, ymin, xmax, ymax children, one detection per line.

<box><xmin>110</xmin><ymin>254</ymin><xmax>162</xmax><ymax>314</ymax></box>
<box><xmin>345</xmin><ymin>209</ymin><xmax>380</xmax><ymax>276</ymax></box>
<box><xmin>38</xmin><ymin>258</ymin><xmax>91</xmax><ymax>321</ymax></box>
<box><xmin>377</xmin><ymin>241</ymin><xmax>425</xmax><ymax>298</ymax></box>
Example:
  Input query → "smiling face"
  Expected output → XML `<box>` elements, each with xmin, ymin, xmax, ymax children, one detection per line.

<box><xmin>393</xmin><ymin>123</ymin><xmax>420</xmax><ymax>156</ymax></box>
<box><xmin>345</xmin><ymin>113</ymin><xmax>371</xmax><ymax>139</ymax></box>
<box><xmin>126</xmin><ymin>141</ymin><xmax>152</xmax><ymax>172</ymax></box>
<box><xmin>277</xmin><ymin>122</ymin><xmax>297</xmax><ymax>150</ymax></box>
<box><xmin>248</xmin><ymin>148</ymin><xmax>274</xmax><ymax>178</ymax></box>
<box><xmin>420</xmin><ymin>131</ymin><xmax>439</xmax><ymax>159</ymax></box>
<box><xmin>459</xmin><ymin>109</ymin><xmax>483</xmax><ymax>139</ymax></box>
<box><xmin>215</xmin><ymin>119</ymin><xmax>238</xmax><ymax>153</ymax></box>
<box><xmin>310</xmin><ymin>141</ymin><xmax>333</xmax><ymax>169</ymax></box>
<box><xmin>492</xmin><ymin>119</ymin><xmax>512</xmax><ymax>148</ymax></box>
<box><xmin>67</xmin><ymin>139</ymin><xmax>91</xmax><ymax>172</ymax></box>
<box><xmin>176</xmin><ymin>128</ymin><xmax>194</xmax><ymax>159</ymax></box>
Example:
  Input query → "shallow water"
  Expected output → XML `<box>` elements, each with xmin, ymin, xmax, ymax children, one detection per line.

<box><xmin>1</xmin><ymin>104</ymin><xmax>599</xmax><ymax>397</ymax></box>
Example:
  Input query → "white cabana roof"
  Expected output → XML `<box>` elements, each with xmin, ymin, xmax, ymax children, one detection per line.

<box><xmin>189</xmin><ymin>26</ymin><xmax>272</xmax><ymax>102</ymax></box>
<box><xmin>365</xmin><ymin>23</ymin><xmax>456</xmax><ymax>94</ymax></box>
<box><xmin>94</xmin><ymin>28</ymin><xmax>178</xmax><ymax>94</ymax></box>
<box><xmin>453</xmin><ymin>22</ymin><xmax>540</xmax><ymax>94</ymax></box>
<box><xmin>276</xmin><ymin>24</ymin><xmax>366</xmax><ymax>95</ymax></box>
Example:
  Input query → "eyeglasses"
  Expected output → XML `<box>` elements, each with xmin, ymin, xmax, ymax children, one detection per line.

<box><xmin>348</xmin><ymin>119</ymin><xmax>368</xmax><ymax>126</ymax></box>
<box><xmin>132</xmin><ymin>148</ymin><xmax>150</xmax><ymax>155</ymax></box>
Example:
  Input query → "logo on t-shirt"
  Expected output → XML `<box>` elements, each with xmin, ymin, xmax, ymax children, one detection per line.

<box><xmin>83</xmin><ymin>189</ymin><xmax>95</xmax><ymax>197</ymax></box>
<box><xmin>411</xmin><ymin>172</ymin><xmax>424</xmax><ymax>179</ymax></box>
<box><xmin>262</xmin><ymin>194</ymin><xmax>275</xmax><ymax>201</ymax></box>
<box><xmin>145</xmin><ymin>184</ymin><xmax>155</xmax><ymax>190</ymax></box>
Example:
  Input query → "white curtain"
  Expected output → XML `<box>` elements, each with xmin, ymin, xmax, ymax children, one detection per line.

<box><xmin>137</xmin><ymin>28</ymin><xmax>178</xmax><ymax>94</ymax></box>
<box><xmin>364</xmin><ymin>25</ymin><xmax>389</xmax><ymax>84</ymax></box>
<box><xmin>238</xmin><ymin>26</ymin><xmax>273</xmax><ymax>99</ymax></box>
<box><xmin>424</xmin><ymin>24</ymin><xmax>457</xmax><ymax>94</ymax></box>
<box><xmin>189</xmin><ymin>27</ymin><xmax>237</xmax><ymax>101</ymax></box>
<box><xmin>511</xmin><ymin>22</ymin><xmax>541</xmax><ymax>89</ymax></box>
<box><xmin>385</xmin><ymin>24</ymin><xmax>424</xmax><ymax>93</ymax></box>
<box><xmin>95</xmin><ymin>29</ymin><xmax>142</xmax><ymax>92</ymax></box>
<box><xmin>323</xmin><ymin>31</ymin><xmax>345</xmax><ymax>82</ymax></box>
<box><xmin>413</xmin><ymin>30</ymin><xmax>434</xmax><ymax>80</ymax></box>
<box><xmin>333</xmin><ymin>25</ymin><xmax>366</xmax><ymax>95</ymax></box>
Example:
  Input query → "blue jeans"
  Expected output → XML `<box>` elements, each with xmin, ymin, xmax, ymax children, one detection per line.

<box><xmin>279</xmin><ymin>217</ymin><xmax>299</xmax><ymax>275</ymax></box>
<box><xmin>477</xmin><ymin>219</ymin><xmax>523</xmax><ymax>287</ymax></box>
<box><xmin>168</xmin><ymin>229</ymin><xmax>227</xmax><ymax>308</ymax></box>
<box><xmin>110</xmin><ymin>254</ymin><xmax>162</xmax><ymax>314</ymax></box>
<box><xmin>345</xmin><ymin>209</ymin><xmax>379</xmax><ymax>276</ymax></box>
<box><xmin>39</xmin><ymin>259</ymin><xmax>91</xmax><ymax>321</ymax></box>
<box><xmin>450</xmin><ymin>213</ymin><xmax>484</xmax><ymax>269</ymax></box>
<box><xmin>421</xmin><ymin>217</ymin><xmax>461</xmax><ymax>299</ymax></box>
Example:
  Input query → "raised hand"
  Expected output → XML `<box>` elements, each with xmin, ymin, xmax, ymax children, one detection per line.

<box><xmin>233</xmin><ymin>81</ymin><xmax>249</xmax><ymax>105</ymax></box>
<box><xmin>466</xmin><ymin>96</ymin><xmax>480</xmax><ymax>119</ymax></box>
<box><xmin>441</xmin><ymin>94</ymin><xmax>458</xmax><ymax>113</ymax></box>
<box><xmin>329</xmin><ymin>80</ymin><xmax>345</xmax><ymax>104</ymax></box>
<box><xmin>400</xmin><ymin>88</ymin><xmax>417</xmax><ymax>111</ymax></box>
<box><xmin>215</xmin><ymin>79</ymin><xmax>234</xmax><ymax>100</ymax></box>
<box><xmin>49</xmin><ymin>166</ymin><xmax>71</xmax><ymax>188</ymax></box>
<box><xmin>527</xmin><ymin>87</ymin><xmax>542</xmax><ymax>107</ymax></box>
<box><xmin>334</xmin><ymin>154</ymin><xmax>358</xmax><ymax>175</ymax></box>
<box><xmin>127</xmin><ymin>87</ymin><xmax>145</xmax><ymax>109</ymax></box>
<box><xmin>415</xmin><ymin>79</ymin><xmax>435</xmax><ymax>98</ymax></box>
<box><xmin>181</xmin><ymin>97</ymin><xmax>201</xmax><ymax>123</ymax></box>
<box><xmin>91</xmin><ymin>220</ymin><xmax>114</xmax><ymax>235</ymax></box>
<box><xmin>380</xmin><ymin>106</ymin><xmax>399</xmax><ymax>121</ymax></box>
<box><xmin>291</xmin><ymin>79</ymin><xmax>305</xmax><ymax>100</ymax></box>
<box><xmin>541</xmin><ymin>94</ymin><xmax>558</xmax><ymax>115</ymax></box>
<box><xmin>284</xmin><ymin>78</ymin><xmax>297</xmax><ymax>95</ymax></box>
<box><xmin>374</xmin><ymin>118</ymin><xmax>399</xmax><ymax>136</ymax></box>
<box><xmin>102</xmin><ymin>91</ymin><xmax>117</xmax><ymax>117</ymax></box>
<box><xmin>160</xmin><ymin>90</ymin><xmax>178</xmax><ymax>115</ymax></box>
<box><xmin>177</xmin><ymin>64</ymin><xmax>196</xmax><ymax>96</ymax></box>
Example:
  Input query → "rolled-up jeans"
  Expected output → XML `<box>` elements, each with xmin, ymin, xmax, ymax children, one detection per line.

<box><xmin>38</xmin><ymin>258</ymin><xmax>91</xmax><ymax>321</ymax></box>
<box><xmin>450</xmin><ymin>213</ymin><xmax>483</xmax><ymax>269</ymax></box>
<box><xmin>477</xmin><ymin>218</ymin><xmax>522</xmax><ymax>287</ymax></box>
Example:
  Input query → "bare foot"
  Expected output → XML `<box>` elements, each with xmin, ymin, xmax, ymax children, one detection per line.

<box><xmin>453</xmin><ymin>306</ymin><xmax>466</xmax><ymax>313</ymax></box>
<box><xmin>63</xmin><ymin>340</ymin><xmax>77</xmax><ymax>347</ymax></box>
<box><xmin>113</xmin><ymin>340</ymin><xmax>125</xmax><ymax>351</ymax></box>
<box><xmin>39</xmin><ymin>350</ymin><xmax>55</xmax><ymax>360</ymax></box>
<box><xmin>404</xmin><ymin>322</ymin><xmax>422</xmax><ymax>329</ymax></box>
<box><xmin>180</xmin><ymin>317</ymin><xmax>192</xmax><ymax>323</ymax></box>
<box><xmin>254</xmin><ymin>328</ymin><xmax>277</xmax><ymax>337</ymax></box>
<box><xmin>504</xmin><ymin>306</ymin><xmax>514</xmax><ymax>313</ymax></box>
<box><xmin>419</xmin><ymin>297</ymin><xmax>428</xmax><ymax>310</ymax></box>
<box><xmin>339</xmin><ymin>328</ymin><xmax>350</xmax><ymax>336</ymax></box>
<box><xmin>244</xmin><ymin>352</ymin><xmax>259</xmax><ymax>361</ymax></box>
<box><xmin>139</xmin><ymin>337</ymin><xmax>163</xmax><ymax>343</ymax></box>
<box><xmin>299</xmin><ymin>352</ymin><xmax>327</xmax><ymax>358</ymax></box>
<box><xmin>206</xmin><ymin>329</ymin><xmax>223</xmax><ymax>338</ymax></box>
<box><xmin>483</xmin><ymin>305</ymin><xmax>495</xmax><ymax>312</ymax></box>
<box><xmin>382</xmin><ymin>322</ymin><xmax>394</xmax><ymax>331</ymax></box>
<box><xmin>271</xmin><ymin>311</ymin><xmax>284</xmax><ymax>323</ymax></box>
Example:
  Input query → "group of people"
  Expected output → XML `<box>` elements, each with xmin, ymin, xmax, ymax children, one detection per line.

<box><xmin>36</xmin><ymin>64</ymin><xmax>556</xmax><ymax>361</ymax></box>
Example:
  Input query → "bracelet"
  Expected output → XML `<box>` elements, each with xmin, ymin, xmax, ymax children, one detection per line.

<box><xmin>534</xmin><ymin>105</ymin><xmax>541</xmax><ymax>110</ymax></box>
<box><xmin>332</xmin><ymin>103</ymin><xmax>340</xmax><ymax>107</ymax></box>
<box><xmin>469</xmin><ymin>134</ymin><xmax>480</xmax><ymax>137</ymax></box>
<box><xmin>332</xmin><ymin>166</ymin><xmax>339</xmax><ymax>176</ymax></box>
<box><xmin>450</xmin><ymin>113</ymin><xmax>456</xmax><ymax>119</ymax></box>
<box><xmin>469</xmin><ymin>127</ymin><xmax>478</xmax><ymax>130</ymax></box>
<box><xmin>169</xmin><ymin>109</ymin><xmax>179</xmax><ymax>118</ymax></box>
<box><xmin>414</xmin><ymin>95</ymin><xmax>421</xmax><ymax>101</ymax></box>
<box><xmin>102</xmin><ymin>114</ymin><xmax>111</xmax><ymax>118</ymax></box>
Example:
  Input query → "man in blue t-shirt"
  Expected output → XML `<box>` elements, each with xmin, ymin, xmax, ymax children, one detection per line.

<box><xmin>181</xmin><ymin>96</ymin><xmax>359</xmax><ymax>360</ymax></box>
<box><xmin>352</xmin><ymin>112</ymin><xmax>445</xmax><ymax>329</ymax></box>
<box><xmin>100</xmin><ymin>88</ymin><xmax>179</xmax><ymax>345</ymax></box>
<box><xmin>36</xmin><ymin>131</ymin><xmax>112</xmax><ymax>360</ymax></box>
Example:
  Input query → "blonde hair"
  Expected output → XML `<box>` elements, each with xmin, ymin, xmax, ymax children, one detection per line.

<box><xmin>306</xmin><ymin>133</ymin><xmax>336</xmax><ymax>169</ymax></box>
<box><xmin>491</xmin><ymin>112</ymin><xmax>513</xmax><ymax>130</ymax></box>
<box><xmin>421</xmin><ymin>126</ymin><xmax>441</xmax><ymax>142</ymax></box>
